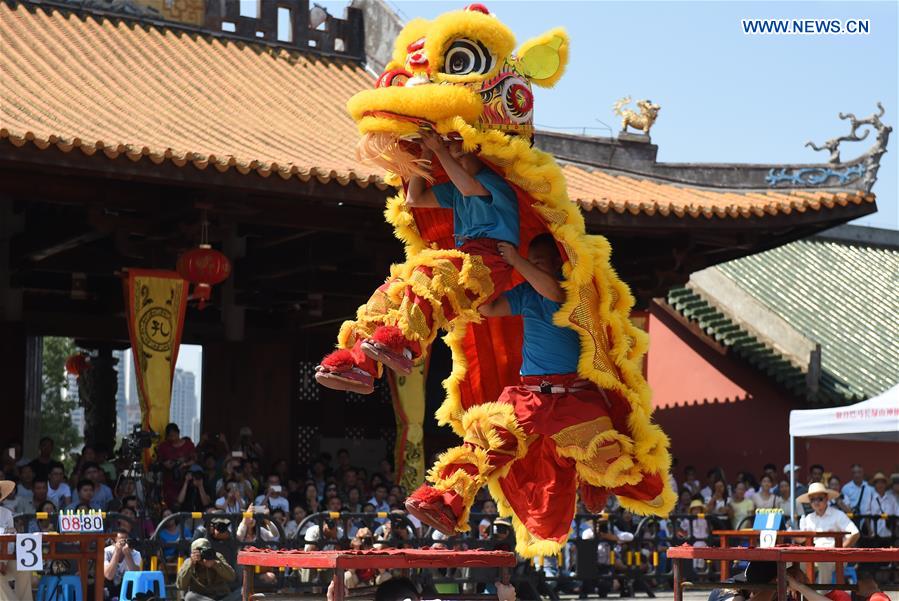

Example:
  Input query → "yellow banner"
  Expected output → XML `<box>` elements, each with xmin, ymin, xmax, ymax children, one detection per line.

<box><xmin>388</xmin><ymin>358</ymin><xmax>429</xmax><ymax>491</ymax></box>
<box><xmin>124</xmin><ymin>269</ymin><xmax>189</xmax><ymax>437</ymax></box>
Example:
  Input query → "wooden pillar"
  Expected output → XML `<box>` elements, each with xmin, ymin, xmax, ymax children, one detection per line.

<box><xmin>0</xmin><ymin>323</ymin><xmax>26</xmax><ymax>449</ymax></box>
<box><xmin>23</xmin><ymin>335</ymin><xmax>42</xmax><ymax>459</ymax></box>
<box><xmin>77</xmin><ymin>344</ymin><xmax>119</xmax><ymax>451</ymax></box>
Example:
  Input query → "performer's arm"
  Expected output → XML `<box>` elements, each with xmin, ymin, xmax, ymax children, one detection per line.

<box><xmin>405</xmin><ymin>149</ymin><xmax>441</xmax><ymax>208</ymax></box>
<box><xmin>498</xmin><ymin>242</ymin><xmax>565</xmax><ymax>302</ymax></box>
<box><xmin>421</xmin><ymin>131</ymin><xmax>488</xmax><ymax>197</ymax></box>
<box><xmin>479</xmin><ymin>296</ymin><xmax>511</xmax><ymax>317</ymax></box>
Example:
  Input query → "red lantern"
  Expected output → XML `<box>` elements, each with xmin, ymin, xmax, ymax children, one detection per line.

<box><xmin>65</xmin><ymin>353</ymin><xmax>90</xmax><ymax>377</ymax></box>
<box><xmin>176</xmin><ymin>244</ymin><xmax>231</xmax><ymax>309</ymax></box>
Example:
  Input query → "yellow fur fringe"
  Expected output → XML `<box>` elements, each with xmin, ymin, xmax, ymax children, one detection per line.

<box><xmin>383</xmin><ymin>119</ymin><xmax>675</xmax><ymax>518</ymax></box>
<box><xmin>426</xmin><ymin>445</ymin><xmax>491</xmax><ymax>531</ymax></box>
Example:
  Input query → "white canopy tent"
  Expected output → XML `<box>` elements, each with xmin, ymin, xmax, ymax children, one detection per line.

<box><xmin>787</xmin><ymin>384</ymin><xmax>899</xmax><ymax>524</ymax></box>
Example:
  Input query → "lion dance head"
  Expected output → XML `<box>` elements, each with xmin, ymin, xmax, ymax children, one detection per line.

<box><xmin>347</xmin><ymin>3</ymin><xmax>569</xmax><ymax>178</ymax></box>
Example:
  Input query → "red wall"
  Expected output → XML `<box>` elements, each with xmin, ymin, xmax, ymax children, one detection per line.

<box><xmin>644</xmin><ymin>303</ymin><xmax>894</xmax><ymax>484</ymax></box>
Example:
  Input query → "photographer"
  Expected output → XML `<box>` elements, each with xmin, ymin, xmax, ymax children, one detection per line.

<box><xmin>236</xmin><ymin>505</ymin><xmax>280</xmax><ymax>543</ymax></box>
<box><xmin>176</xmin><ymin>538</ymin><xmax>239</xmax><ymax>601</ymax></box>
<box><xmin>103</xmin><ymin>529</ymin><xmax>142</xmax><ymax>599</ymax></box>
<box><xmin>156</xmin><ymin>423</ymin><xmax>196</xmax><ymax>509</ymax></box>
<box><xmin>215</xmin><ymin>482</ymin><xmax>245</xmax><ymax>514</ymax></box>
<box><xmin>253</xmin><ymin>479</ymin><xmax>288</xmax><ymax>513</ymax></box>
<box><xmin>374</xmin><ymin>510</ymin><xmax>416</xmax><ymax>548</ymax></box>
<box><xmin>178</xmin><ymin>464</ymin><xmax>211</xmax><ymax>512</ymax></box>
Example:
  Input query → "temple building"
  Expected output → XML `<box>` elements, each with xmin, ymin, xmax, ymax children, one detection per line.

<box><xmin>0</xmin><ymin>0</ymin><xmax>893</xmax><ymax>476</ymax></box>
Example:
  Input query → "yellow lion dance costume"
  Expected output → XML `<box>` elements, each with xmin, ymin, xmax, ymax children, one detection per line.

<box><xmin>315</xmin><ymin>3</ymin><xmax>675</xmax><ymax>557</ymax></box>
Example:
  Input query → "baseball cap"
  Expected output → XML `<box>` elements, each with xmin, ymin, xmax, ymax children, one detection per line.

<box><xmin>191</xmin><ymin>538</ymin><xmax>211</xmax><ymax>551</ymax></box>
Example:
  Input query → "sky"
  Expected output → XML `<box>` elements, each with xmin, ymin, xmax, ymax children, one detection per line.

<box><xmin>316</xmin><ymin>0</ymin><xmax>898</xmax><ymax>229</ymax></box>
<box><xmin>176</xmin><ymin>345</ymin><xmax>203</xmax><ymax>406</ymax></box>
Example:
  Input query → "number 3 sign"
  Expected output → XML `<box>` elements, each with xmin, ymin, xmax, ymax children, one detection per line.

<box><xmin>15</xmin><ymin>533</ymin><xmax>43</xmax><ymax>571</ymax></box>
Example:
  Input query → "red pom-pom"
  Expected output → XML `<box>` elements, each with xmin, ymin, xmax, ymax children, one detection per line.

<box><xmin>465</xmin><ymin>3</ymin><xmax>490</xmax><ymax>14</ymax></box>
<box><xmin>409</xmin><ymin>484</ymin><xmax>444</xmax><ymax>504</ymax></box>
<box><xmin>320</xmin><ymin>349</ymin><xmax>356</xmax><ymax>370</ymax></box>
<box><xmin>371</xmin><ymin>325</ymin><xmax>408</xmax><ymax>352</ymax></box>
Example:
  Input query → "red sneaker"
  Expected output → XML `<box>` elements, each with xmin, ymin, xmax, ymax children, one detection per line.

<box><xmin>314</xmin><ymin>349</ymin><xmax>375</xmax><ymax>395</ymax></box>
<box><xmin>405</xmin><ymin>487</ymin><xmax>458</xmax><ymax>536</ymax></box>
<box><xmin>361</xmin><ymin>325</ymin><xmax>414</xmax><ymax>376</ymax></box>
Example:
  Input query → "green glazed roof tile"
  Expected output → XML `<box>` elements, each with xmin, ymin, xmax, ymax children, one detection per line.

<box><xmin>667</xmin><ymin>238</ymin><xmax>899</xmax><ymax>405</ymax></box>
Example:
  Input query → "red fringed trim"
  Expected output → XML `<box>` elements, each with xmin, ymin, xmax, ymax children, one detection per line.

<box><xmin>321</xmin><ymin>349</ymin><xmax>356</xmax><ymax>370</ymax></box>
<box><xmin>409</xmin><ymin>484</ymin><xmax>445</xmax><ymax>504</ymax></box>
<box><xmin>371</xmin><ymin>325</ymin><xmax>409</xmax><ymax>352</ymax></box>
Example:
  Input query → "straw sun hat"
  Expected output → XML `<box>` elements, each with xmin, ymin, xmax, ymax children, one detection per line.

<box><xmin>796</xmin><ymin>482</ymin><xmax>839</xmax><ymax>504</ymax></box>
<box><xmin>0</xmin><ymin>480</ymin><xmax>15</xmax><ymax>503</ymax></box>
<box><xmin>870</xmin><ymin>472</ymin><xmax>888</xmax><ymax>484</ymax></box>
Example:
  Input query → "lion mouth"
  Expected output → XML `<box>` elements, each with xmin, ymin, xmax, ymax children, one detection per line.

<box><xmin>362</xmin><ymin>110</ymin><xmax>435</xmax><ymax>129</ymax></box>
<box><xmin>356</xmin><ymin>131</ymin><xmax>432</xmax><ymax>181</ymax></box>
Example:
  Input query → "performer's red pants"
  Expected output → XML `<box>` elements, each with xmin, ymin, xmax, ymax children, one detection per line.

<box><xmin>413</xmin><ymin>373</ymin><xmax>666</xmax><ymax>548</ymax></box>
<box><xmin>341</xmin><ymin>238</ymin><xmax>513</xmax><ymax>368</ymax></box>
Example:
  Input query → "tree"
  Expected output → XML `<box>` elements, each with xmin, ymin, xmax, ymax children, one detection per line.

<box><xmin>40</xmin><ymin>337</ymin><xmax>82</xmax><ymax>461</ymax></box>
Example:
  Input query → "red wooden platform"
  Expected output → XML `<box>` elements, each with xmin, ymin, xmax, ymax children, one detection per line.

<box><xmin>667</xmin><ymin>545</ymin><xmax>899</xmax><ymax>601</ymax></box>
<box><xmin>710</xmin><ymin>531</ymin><xmax>847</xmax><ymax>581</ymax></box>
<box><xmin>237</xmin><ymin>548</ymin><xmax>516</xmax><ymax>600</ymax></box>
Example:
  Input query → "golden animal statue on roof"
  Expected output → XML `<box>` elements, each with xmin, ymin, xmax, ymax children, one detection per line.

<box><xmin>614</xmin><ymin>96</ymin><xmax>661</xmax><ymax>136</ymax></box>
<box><xmin>314</xmin><ymin>3</ymin><xmax>675</xmax><ymax>557</ymax></box>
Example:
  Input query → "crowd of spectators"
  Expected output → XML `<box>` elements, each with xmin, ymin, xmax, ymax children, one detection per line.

<box><xmin>669</xmin><ymin>462</ymin><xmax>899</xmax><ymax>532</ymax></box>
<box><xmin>2</xmin><ymin>430</ymin><xmax>898</xmax><ymax>599</ymax></box>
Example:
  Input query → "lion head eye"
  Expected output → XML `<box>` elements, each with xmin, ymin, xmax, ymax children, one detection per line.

<box><xmin>442</xmin><ymin>39</ymin><xmax>494</xmax><ymax>76</ymax></box>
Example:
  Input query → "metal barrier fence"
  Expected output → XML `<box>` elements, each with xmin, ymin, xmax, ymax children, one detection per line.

<box><xmin>13</xmin><ymin>509</ymin><xmax>898</xmax><ymax>597</ymax></box>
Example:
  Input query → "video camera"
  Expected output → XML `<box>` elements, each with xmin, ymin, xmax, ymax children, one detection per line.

<box><xmin>119</xmin><ymin>425</ymin><xmax>156</xmax><ymax>464</ymax></box>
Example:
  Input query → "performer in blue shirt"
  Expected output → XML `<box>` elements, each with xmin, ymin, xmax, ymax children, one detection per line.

<box><xmin>406</xmin><ymin>234</ymin><xmax>667</xmax><ymax>556</ymax></box>
<box><xmin>316</xmin><ymin>130</ymin><xmax>520</xmax><ymax>393</ymax></box>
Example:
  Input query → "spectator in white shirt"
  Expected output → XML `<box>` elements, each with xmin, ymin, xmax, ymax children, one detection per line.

<box><xmin>284</xmin><ymin>506</ymin><xmax>309</xmax><ymax>540</ymax></box>
<box><xmin>103</xmin><ymin>529</ymin><xmax>142</xmax><ymax>596</ymax></box>
<box><xmin>864</xmin><ymin>472</ymin><xmax>898</xmax><ymax>539</ymax></box>
<box><xmin>797</xmin><ymin>482</ymin><xmax>860</xmax><ymax>584</ymax></box>
<box><xmin>367</xmin><ymin>484</ymin><xmax>390</xmax><ymax>523</ymax></box>
<box><xmin>254</xmin><ymin>483</ymin><xmax>289</xmax><ymax>514</ymax></box>
<box><xmin>890</xmin><ymin>473</ymin><xmax>899</xmax><ymax>507</ymax></box>
<box><xmin>0</xmin><ymin>480</ymin><xmax>32</xmax><ymax>600</ymax></box>
<box><xmin>83</xmin><ymin>463</ymin><xmax>114</xmax><ymax>510</ymax></box>
<box><xmin>47</xmin><ymin>466</ymin><xmax>71</xmax><ymax>509</ymax></box>
<box><xmin>682</xmin><ymin>466</ymin><xmax>701</xmax><ymax>497</ymax></box>
<box><xmin>215</xmin><ymin>482</ymin><xmax>246</xmax><ymax>514</ymax></box>
<box><xmin>235</xmin><ymin>506</ymin><xmax>280</xmax><ymax>543</ymax></box>
<box><xmin>841</xmin><ymin>464</ymin><xmax>873</xmax><ymax>514</ymax></box>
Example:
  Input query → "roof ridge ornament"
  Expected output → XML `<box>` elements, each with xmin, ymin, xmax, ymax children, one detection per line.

<box><xmin>768</xmin><ymin>103</ymin><xmax>891</xmax><ymax>192</ymax></box>
<box><xmin>805</xmin><ymin>102</ymin><xmax>892</xmax><ymax>192</ymax></box>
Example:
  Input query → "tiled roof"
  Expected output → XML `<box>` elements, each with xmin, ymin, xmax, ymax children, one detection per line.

<box><xmin>0</xmin><ymin>1</ymin><xmax>877</xmax><ymax>218</ymax></box>
<box><xmin>668</xmin><ymin>238</ymin><xmax>899</xmax><ymax>404</ymax></box>
<box><xmin>0</xmin><ymin>1</ymin><xmax>385</xmax><ymax>188</ymax></box>
<box><xmin>563</xmin><ymin>164</ymin><xmax>874</xmax><ymax>219</ymax></box>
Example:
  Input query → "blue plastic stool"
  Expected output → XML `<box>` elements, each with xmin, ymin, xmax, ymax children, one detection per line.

<box><xmin>36</xmin><ymin>575</ymin><xmax>82</xmax><ymax>601</ymax></box>
<box><xmin>119</xmin><ymin>571</ymin><xmax>165</xmax><ymax>601</ymax></box>
<box><xmin>834</xmin><ymin>565</ymin><xmax>858</xmax><ymax>585</ymax></box>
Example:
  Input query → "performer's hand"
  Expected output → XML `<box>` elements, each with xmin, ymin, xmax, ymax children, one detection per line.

<box><xmin>419</xmin><ymin>130</ymin><xmax>445</xmax><ymax>153</ymax></box>
<box><xmin>496</xmin><ymin>581</ymin><xmax>516</xmax><ymax>601</ymax></box>
<box><xmin>497</xmin><ymin>242</ymin><xmax>521</xmax><ymax>266</ymax></box>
